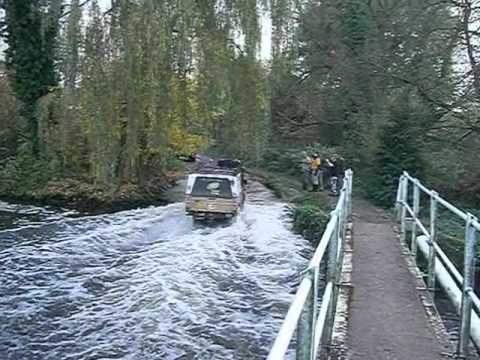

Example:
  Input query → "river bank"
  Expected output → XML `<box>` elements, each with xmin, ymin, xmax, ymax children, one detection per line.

<box><xmin>0</xmin><ymin>171</ymin><xmax>185</xmax><ymax>214</ymax></box>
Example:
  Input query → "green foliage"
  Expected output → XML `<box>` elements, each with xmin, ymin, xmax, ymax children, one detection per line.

<box><xmin>435</xmin><ymin>209</ymin><xmax>480</xmax><ymax>271</ymax></box>
<box><xmin>164</xmin><ymin>153</ymin><xmax>186</xmax><ymax>172</ymax></box>
<box><xmin>291</xmin><ymin>204</ymin><xmax>330</xmax><ymax>244</ymax></box>
<box><xmin>2</xmin><ymin>0</ymin><xmax>61</xmax><ymax>153</ymax></box>
<box><xmin>0</xmin><ymin>158</ymin><xmax>19</xmax><ymax>193</ymax></box>
<box><xmin>342</xmin><ymin>0</ymin><xmax>371</xmax><ymax>52</ymax></box>
<box><xmin>422</xmin><ymin>103</ymin><xmax>480</xmax><ymax>206</ymax></box>
<box><xmin>261</xmin><ymin>147</ymin><xmax>303</xmax><ymax>176</ymax></box>
<box><xmin>0</xmin><ymin>147</ymin><xmax>53</xmax><ymax>194</ymax></box>
<box><xmin>218</xmin><ymin>55</ymin><xmax>269</xmax><ymax>161</ymax></box>
<box><xmin>0</xmin><ymin>0</ymin><xmax>478</xmax><ymax>211</ymax></box>
<box><xmin>286</xmin><ymin>0</ymin><xmax>465</xmax><ymax>208</ymax></box>
<box><xmin>0</xmin><ymin>72</ymin><xmax>23</xmax><ymax>158</ymax></box>
<box><xmin>0</xmin><ymin>0</ymin><xmax>275</xmax><ymax>197</ymax></box>
<box><xmin>365</xmin><ymin>97</ymin><xmax>425</xmax><ymax>207</ymax></box>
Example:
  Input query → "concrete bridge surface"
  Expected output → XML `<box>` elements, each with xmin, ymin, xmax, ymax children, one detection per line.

<box><xmin>347</xmin><ymin>200</ymin><xmax>452</xmax><ymax>360</ymax></box>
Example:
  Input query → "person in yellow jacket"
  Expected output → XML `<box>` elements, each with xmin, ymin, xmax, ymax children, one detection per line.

<box><xmin>301</xmin><ymin>151</ymin><xmax>312</xmax><ymax>190</ymax></box>
<box><xmin>310</xmin><ymin>154</ymin><xmax>323</xmax><ymax>191</ymax></box>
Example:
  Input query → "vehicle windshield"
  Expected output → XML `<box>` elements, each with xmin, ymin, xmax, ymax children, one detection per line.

<box><xmin>191</xmin><ymin>177</ymin><xmax>233</xmax><ymax>198</ymax></box>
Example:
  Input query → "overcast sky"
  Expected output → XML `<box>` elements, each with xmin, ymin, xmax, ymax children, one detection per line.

<box><xmin>98</xmin><ymin>0</ymin><xmax>110</xmax><ymax>10</ymax></box>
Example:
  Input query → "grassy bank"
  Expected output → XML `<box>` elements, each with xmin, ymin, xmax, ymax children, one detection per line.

<box><xmin>249</xmin><ymin>168</ymin><xmax>333</xmax><ymax>245</ymax></box>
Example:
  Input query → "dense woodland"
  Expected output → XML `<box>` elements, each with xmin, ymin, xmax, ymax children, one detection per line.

<box><xmin>0</xmin><ymin>0</ymin><xmax>479</xmax><ymax>207</ymax></box>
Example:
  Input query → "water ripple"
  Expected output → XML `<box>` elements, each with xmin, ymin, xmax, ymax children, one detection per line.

<box><xmin>0</xmin><ymin>184</ymin><xmax>311</xmax><ymax>359</ymax></box>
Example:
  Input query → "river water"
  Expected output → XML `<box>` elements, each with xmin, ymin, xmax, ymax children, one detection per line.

<box><xmin>0</xmin><ymin>183</ymin><xmax>312</xmax><ymax>360</ymax></box>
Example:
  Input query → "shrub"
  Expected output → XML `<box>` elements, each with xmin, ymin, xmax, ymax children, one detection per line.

<box><xmin>0</xmin><ymin>146</ymin><xmax>53</xmax><ymax>195</ymax></box>
<box><xmin>291</xmin><ymin>204</ymin><xmax>330</xmax><ymax>245</ymax></box>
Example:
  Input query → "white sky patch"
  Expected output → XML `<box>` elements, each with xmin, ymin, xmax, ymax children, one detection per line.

<box><xmin>260</xmin><ymin>7</ymin><xmax>272</xmax><ymax>60</ymax></box>
<box><xmin>98</xmin><ymin>0</ymin><xmax>110</xmax><ymax>11</ymax></box>
<box><xmin>0</xmin><ymin>9</ymin><xmax>5</xmax><ymax>60</ymax></box>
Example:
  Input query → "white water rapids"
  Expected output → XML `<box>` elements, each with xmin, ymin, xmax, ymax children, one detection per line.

<box><xmin>0</xmin><ymin>182</ymin><xmax>312</xmax><ymax>359</ymax></box>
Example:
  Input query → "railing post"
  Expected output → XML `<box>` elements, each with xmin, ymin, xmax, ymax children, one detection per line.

<box><xmin>341</xmin><ymin>190</ymin><xmax>348</xmax><ymax>246</ymax></box>
<box><xmin>346</xmin><ymin>170</ymin><xmax>353</xmax><ymax>220</ymax></box>
<box><xmin>427</xmin><ymin>191</ymin><xmax>438</xmax><ymax>292</ymax></box>
<box><xmin>328</xmin><ymin>211</ymin><xmax>339</xmax><ymax>282</ymax></box>
<box><xmin>311</xmin><ymin>265</ymin><xmax>319</xmax><ymax>356</ymax></box>
<box><xmin>458</xmin><ymin>214</ymin><xmax>477</xmax><ymax>356</ymax></box>
<box><xmin>400</xmin><ymin>175</ymin><xmax>408</xmax><ymax>244</ymax></box>
<box><xmin>296</xmin><ymin>267</ymin><xmax>316</xmax><ymax>360</ymax></box>
<box><xmin>395</xmin><ymin>175</ymin><xmax>404</xmax><ymax>221</ymax></box>
<box><xmin>411</xmin><ymin>180</ymin><xmax>420</xmax><ymax>257</ymax></box>
<box><xmin>325</xmin><ymin>213</ymin><xmax>340</xmax><ymax>359</ymax></box>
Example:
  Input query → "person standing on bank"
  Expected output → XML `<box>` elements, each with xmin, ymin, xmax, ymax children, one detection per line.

<box><xmin>332</xmin><ymin>156</ymin><xmax>345</xmax><ymax>194</ymax></box>
<box><xmin>321</xmin><ymin>157</ymin><xmax>334</xmax><ymax>190</ymax></box>
<box><xmin>310</xmin><ymin>153</ymin><xmax>322</xmax><ymax>191</ymax></box>
<box><xmin>301</xmin><ymin>151</ymin><xmax>312</xmax><ymax>191</ymax></box>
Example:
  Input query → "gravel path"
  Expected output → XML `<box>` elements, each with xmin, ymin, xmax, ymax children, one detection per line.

<box><xmin>348</xmin><ymin>200</ymin><xmax>449</xmax><ymax>360</ymax></box>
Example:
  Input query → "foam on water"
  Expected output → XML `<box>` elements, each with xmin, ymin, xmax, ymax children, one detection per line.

<box><xmin>0</xmin><ymin>183</ymin><xmax>311</xmax><ymax>359</ymax></box>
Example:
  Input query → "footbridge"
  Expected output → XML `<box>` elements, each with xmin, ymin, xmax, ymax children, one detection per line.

<box><xmin>267</xmin><ymin>170</ymin><xmax>480</xmax><ymax>359</ymax></box>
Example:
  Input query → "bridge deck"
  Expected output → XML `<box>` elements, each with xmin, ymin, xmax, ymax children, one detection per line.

<box><xmin>348</xmin><ymin>200</ymin><xmax>449</xmax><ymax>360</ymax></box>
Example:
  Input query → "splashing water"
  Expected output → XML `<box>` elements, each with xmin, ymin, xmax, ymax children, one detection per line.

<box><xmin>0</xmin><ymin>183</ymin><xmax>312</xmax><ymax>359</ymax></box>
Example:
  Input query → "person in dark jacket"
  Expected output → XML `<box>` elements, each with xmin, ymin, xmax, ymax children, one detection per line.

<box><xmin>331</xmin><ymin>156</ymin><xmax>345</xmax><ymax>194</ymax></box>
<box><xmin>321</xmin><ymin>158</ymin><xmax>334</xmax><ymax>190</ymax></box>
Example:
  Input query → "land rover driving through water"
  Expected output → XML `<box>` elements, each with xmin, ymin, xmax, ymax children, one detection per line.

<box><xmin>185</xmin><ymin>158</ymin><xmax>245</xmax><ymax>221</ymax></box>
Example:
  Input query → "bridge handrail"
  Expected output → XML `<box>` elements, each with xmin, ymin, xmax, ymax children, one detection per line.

<box><xmin>399</xmin><ymin>172</ymin><xmax>480</xmax><ymax>231</ymax></box>
<box><xmin>267</xmin><ymin>169</ymin><xmax>353</xmax><ymax>360</ymax></box>
<box><xmin>396</xmin><ymin>172</ymin><xmax>479</xmax><ymax>355</ymax></box>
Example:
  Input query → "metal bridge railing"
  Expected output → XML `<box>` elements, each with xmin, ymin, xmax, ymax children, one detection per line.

<box><xmin>396</xmin><ymin>172</ymin><xmax>480</xmax><ymax>355</ymax></box>
<box><xmin>267</xmin><ymin>169</ymin><xmax>353</xmax><ymax>360</ymax></box>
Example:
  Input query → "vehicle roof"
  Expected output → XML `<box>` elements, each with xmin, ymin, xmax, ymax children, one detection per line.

<box><xmin>191</xmin><ymin>158</ymin><xmax>242</xmax><ymax>176</ymax></box>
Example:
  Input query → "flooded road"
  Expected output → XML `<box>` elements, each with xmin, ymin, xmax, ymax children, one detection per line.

<box><xmin>0</xmin><ymin>183</ymin><xmax>312</xmax><ymax>360</ymax></box>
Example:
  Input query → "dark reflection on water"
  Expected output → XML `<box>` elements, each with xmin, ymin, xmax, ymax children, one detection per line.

<box><xmin>0</xmin><ymin>184</ymin><xmax>311</xmax><ymax>360</ymax></box>
<box><xmin>0</xmin><ymin>202</ymin><xmax>77</xmax><ymax>232</ymax></box>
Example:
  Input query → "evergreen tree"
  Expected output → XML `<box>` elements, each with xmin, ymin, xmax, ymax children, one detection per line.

<box><xmin>369</xmin><ymin>93</ymin><xmax>424</xmax><ymax>207</ymax></box>
<box><xmin>2</xmin><ymin>0</ymin><xmax>61</xmax><ymax>154</ymax></box>
<box><xmin>342</xmin><ymin>0</ymin><xmax>371</xmax><ymax>52</ymax></box>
